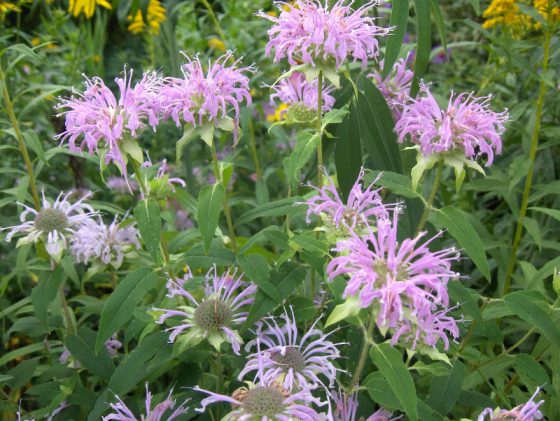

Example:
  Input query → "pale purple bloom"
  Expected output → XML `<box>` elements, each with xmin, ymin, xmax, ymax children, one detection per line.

<box><xmin>370</xmin><ymin>57</ymin><xmax>414</xmax><ymax>120</ymax></box>
<box><xmin>175</xmin><ymin>208</ymin><xmax>194</xmax><ymax>230</ymax></box>
<box><xmin>367</xmin><ymin>408</ymin><xmax>397</xmax><ymax>421</ymax></box>
<box><xmin>478</xmin><ymin>387</ymin><xmax>544</xmax><ymax>421</ymax></box>
<box><xmin>395</xmin><ymin>84</ymin><xmax>508</xmax><ymax>166</ymax></box>
<box><xmin>327</xmin><ymin>209</ymin><xmax>461</xmax><ymax>349</ymax></box>
<box><xmin>304</xmin><ymin>169</ymin><xmax>391</xmax><ymax>230</ymax></box>
<box><xmin>71</xmin><ymin>216</ymin><xmax>140</xmax><ymax>268</ymax></box>
<box><xmin>330</xmin><ymin>389</ymin><xmax>395</xmax><ymax>421</ymax></box>
<box><xmin>143</xmin><ymin>158</ymin><xmax>186</xmax><ymax>190</ymax></box>
<box><xmin>270</xmin><ymin>71</ymin><xmax>336</xmax><ymax>112</ymax></box>
<box><xmin>55</xmin><ymin>69</ymin><xmax>162</xmax><ymax>174</ymax></box>
<box><xmin>258</xmin><ymin>0</ymin><xmax>390</xmax><ymax>69</ymax></box>
<box><xmin>106</xmin><ymin>176</ymin><xmax>138</xmax><ymax>194</ymax></box>
<box><xmin>239</xmin><ymin>308</ymin><xmax>344</xmax><ymax>392</ymax></box>
<box><xmin>154</xmin><ymin>267</ymin><xmax>257</xmax><ymax>354</ymax></box>
<box><xmin>103</xmin><ymin>383</ymin><xmax>189</xmax><ymax>421</ymax></box>
<box><xmin>161</xmin><ymin>52</ymin><xmax>254</xmax><ymax>144</ymax></box>
<box><xmin>3</xmin><ymin>191</ymin><xmax>96</xmax><ymax>262</ymax></box>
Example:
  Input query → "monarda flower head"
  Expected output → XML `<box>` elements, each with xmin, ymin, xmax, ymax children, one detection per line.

<box><xmin>478</xmin><ymin>387</ymin><xmax>544</xmax><ymax>421</ymax></box>
<box><xmin>395</xmin><ymin>83</ymin><xmax>508</xmax><ymax>190</ymax></box>
<box><xmin>258</xmin><ymin>0</ymin><xmax>390</xmax><ymax>85</ymax></box>
<box><xmin>55</xmin><ymin>69</ymin><xmax>162</xmax><ymax>175</ymax></box>
<box><xmin>327</xmin><ymin>209</ymin><xmax>461</xmax><ymax>350</ymax></box>
<box><xmin>269</xmin><ymin>71</ymin><xmax>335</xmax><ymax>125</ymax></box>
<box><xmin>161</xmin><ymin>52</ymin><xmax>254</xmax><ymax>148</ymax></box>
<box><xmin>71</xmin><ymin>216</ymin><xmax>140</xmax><ymax>269</ymax></box>
<box><xmin>154</xmin><ymin>267</ymin><xmax>257</xmax><ymax>354</ymax></box>
<box><xmin>330</xmin><ymin>390</ymin><xmax>395</xmax><ymax>421</ymax></box>
<box><xmin>369</xmin><ymin>57</ymin><xmax>414</xmax><ymax>121</ymax></box>
<box><xmin>239</xmin><ymin>308</ymin><xmax>344</xmax><ymax>392</ymax></box>
<box><xmin>103</xmin><ymin>383</ymin><xmax>189</xmax><ymax>421</ymax></box>
<box><xmin>3</xmin><ymin>191</ymin><xmax>96</xmax><ymax>262</ymax></box>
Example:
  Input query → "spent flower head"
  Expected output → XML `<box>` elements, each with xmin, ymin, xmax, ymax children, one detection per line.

<box><xmin>258</xmin><ymin>0</ymin><xmax>390</xmax><ymax>71</ymax></box>
<box><xmin>71</xmin><ymin>216</ymin><xmax>140</xmax><ymax>269</ymax></box>
<box><xmin>239</xmin><ymin>308</ymin><xmax>345</xmax><ymax>392</ymax></box>
<box><xmin>103</xmin><ymin>383</ymin><xmax>189</xmax><ymax>421</ymax></box>
<box><xmin>56</xmin><ymin>69</ymin><xmax>162</xmax><ymax>175</ymax></box>
<box><xmin>154</xmin><ymin>267</ymin><xmax>257</xmax><ymax>354</ymax></box>
<box><xmin>327</xmin><ymin>209</ymin><xmax>461</xmax><ymax>349</ymax></box>
<box><xmin>3</xmin><ymin>191</ymin><xmax>96</xmax><ymax>262</ymax></box>
<box><xmin>478</xmin><ymin>387</ymin><xmax>544</xmax><ymax>421</ymax></box>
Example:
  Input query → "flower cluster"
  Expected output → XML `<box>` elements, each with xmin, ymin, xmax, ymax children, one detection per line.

<box><xmin>258</xmin><ymin>0</ymin><xmax>390</xmax><ymax>70</ymax></box>
<box><xmin>396</xmin><ymin>84</ymin><xmax>508</xmax><ymax>167</ymax></box>
<box><xmin>370</xmin><ymin>57</ymin><xmax>414</xmax><ymax>120</ymax></box>
<box><xmin>68</xmin><ymin>0</ymin><xmax>111</xmax><ymax>19</ymax></box>
<box><xmin>127</xmin><ymin>0</ymin><xmax>166</xmax><ymax>35</ymax></box>
<box><xmin>483</xmin><ymin>0</ymin><xmax>560</xmax><ymax>36</ymax></box>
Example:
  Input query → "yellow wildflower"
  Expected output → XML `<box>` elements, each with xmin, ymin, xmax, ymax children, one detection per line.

<box><xmin>0</xmin><ymin>2</ymin><xmax>20</xmax><ymax>14</ymax></box>
<box><xmin>534</xmin><ymin>0</ymin><xmax>560</xmax><ymax>24</ymax></box>
<box><xmin>207</xmin><ymin>37</ymin><xmax>226</xmax><ymax>51</ymax></box>
<box><xmin>31</xmin><ymin>37</ymin><xmax>41</xmax><ymax>46</ymax></box>
<box><xmin>483</xmin><ymin>0</ymin><xmax>560</xmax><ymax>36</ymax></box>
<box><xmin>127</xmin><ymin>0</ymin><xmax>166</xmax><ymax>35</ymax></box>
<box><xmin>267</xmin><ymin>103</ymin><xmax>289</xmax><ymax>123</ymax></box>
<box><xmin>68</xmin><ymin>0</ymin><xmax>111</xmax><ymax>19</ymax></box>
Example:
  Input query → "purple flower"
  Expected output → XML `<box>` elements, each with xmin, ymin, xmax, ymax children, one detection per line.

<box><xmin>103</xmin><ymin>383</ymin><xmax>189</xmax><ymax>421</ymax></box>
<box><xmin>143</xmin><ymin>158</ymin><xmax>186</xmax><ymax>191</ymax></box>
<box><xmin>161</xmin><ymin>52</ymin><xmax>254</xmax><ymax>145</ymax></box>
<box><xmin>330</xmin><ymin>390</ymin><xmax>396</xmax><ymax>421</ymax></box>
<box><xmin>395</xmin><ymin>84</ymin><xmax>508</xmax><ymax>166</ymax></box>
<box><xmin>71</xmin><ymin>216</ymin><xmax>140</xmax><ymax>268</ymax></box>
<box><xmin>258</xmin><ymin>0</ymin><xmax>390</xmax><ymax>70</ymax></box>
<box><xmin>369</xmin><ymin>57</ymin><xmax>414</xmax><ymax>120</ymax></box>
<box><xmin>304</xmin><ymin>169</ymin><xmax>391</xmax><ymax>230</ymax></box>
<box><xmin>106</xmin><ymin>176</ymin><xmax>138</xmax><ymax>194</ymax></box>
<box><xmin>56</xmin><ymin>69</ymin><xmax>162</xmax><ymax>174</ymax></box>
<box><xmin>154</xmin><ymin>267</ymin><xmax>257</xmax><ymax>354</ymax></box>
<box><xmin>327</xmin><ymin>209</ymin><xmax>461</xmax><ymax>349</ymax></box>
<box><xmin>239</xmin><ymin>308</ymin><xmax>344</xmax><ymax>392</ymax></box>
<box><xmin>3</xmin><ymin>191</ymin><xmax>96</xmax><ymax>262</ymax></box>
<box><xmin>478</xmin><ymin>387</ymin><xmax>544</xmax><ymax>421</ymax></box>
<box><xmin>270</xmin><ymin>71</ymin><xmax>336</xmax><ymax>115</ymax></box>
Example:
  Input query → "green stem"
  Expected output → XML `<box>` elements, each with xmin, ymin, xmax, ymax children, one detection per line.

<box><xmin>248</xmin><ymin>118</ymin><xmax>262</xmax><ymax>181</ymax></box>
<box><xmin>131</xmin><ymin>159</ymin><xmax>149</xmax><ymax>199</ymax></box>
<box><xmin>502</xmin><ymin>28</ymin><xmax>552</xmax><ymax>296</ymax></box>
<box><xmin>351</xmin><ymin>306</ymin><xmax>376</xmax><ymax>391</ymax></box>
<box><xmin>0</xmin><ymin>63</ymin><xmax>41</xmax><ymax>210</ymax></box>
<box><xmin>59</xmin><ymin>284</ymin><xmax>75</xmax><ymax>334</ymax></box>
<box><xmin>316</xmin><ymin>71</ymin><xmax>323</xmax><ymax>187</ymax></box>
<box><xmin>199</xmin><ymin>0</ymin><xmax>227</xmax><ymax>44</ymax></box>
<box><xmin>415</xmin><ymin>159</ymin><xmax>443</xmax><ymax>235</ymax></box>
<box><xmin>211</xmin><ymin>141</ymin><xmax>238</xmax><ymax>254</ymax></box>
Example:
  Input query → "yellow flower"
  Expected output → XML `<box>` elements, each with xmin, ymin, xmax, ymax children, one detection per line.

<box><xmin>127</xmin><ymin>0</ymin><xmax>166</xmax><ymax>35</ymax></box>
<box><xmin>267</xmin><ymin>103</ymin><xmax>289</xmax><ymax>123</ymax></box>
<box><xmin>0</xmin><ymin>2</ymin><xmax>20</xmax><ymax>14</ymax></box>
<box><xmin>207</xmin><ymin>37</ymin><xmax>226</xmax><ymax>51</ymax></box>
<box><xmin>31</xmin><ymin>37</ymin><xmax>41</xmax><ymax>46</ymax></box>
<box><xmin>534</xmin><ymin>0</ymin><xmax>560</xmax><ymax>25</ymax></box>
<box><xmin>483</xmin><ymin>0</ymin><xmax>560</xmax><ymax>36</ymax></box>
<box><xmin>68</xmin><ymin>0</ymin><xmax>111</xmax><ymax>19</ymax></box>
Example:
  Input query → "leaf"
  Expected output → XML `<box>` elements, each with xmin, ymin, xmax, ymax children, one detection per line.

<box><xmin>356</xmin><ymin>77</ymin><xmax>403</xmax><ymax>173</ymax></box>
<box><xmin>325</xmin><ymin>296</ymin><xmax>361</xmax><ymax>327</ymax></box>
<box><xmin>383</xmin><ymin>0</ymin><xmax>410</xmax><ymax>79</ymax></box>
<box><xmin>429</xmin><ymin>0</ymin><xmax>447</xmax><ymax>51</ymax></box>
<box><xmin>411</xmin><ymin>0</ymin><xmax>431</xmax><ymax>96</ymax></box>
<box><xmin>184</xmin><ymin>243</ymin><xmax>235</xmax><ymax>268</ymax></box>
<box><xmin>427</xmin><ymin>361</ymin><xmax>465</xmax><ymax>415</ymax></box>
<box><xmin>243</xmin><ymin>263</ymin><xmax>306</xmax><ymax>330</ymax></box>
<box><xmin>286</xmin><ymin>132</ymin><xmax>322</xmax><ymax>187</ymax></box>
<box><xmin>468</xmin><ymin>0</ymin><xmax>481</xmax><ymax>14</ymax></box>
<box><xmin>65</xmin><ymin>327</ymin><xmax>114</xmax><ymax>380</ymax></box>
<box><xmin>31</xmin><ymin>267</ymin><xmax>66</xmax><ymax>329</ymax></box>
<box><xmin>290</xmin><ymin>234</ymin><xmax>329</xmax><ymax>256</ymax></box>
<box><xmin>134</xmin><ymin>199</ymin><xmax>161</xmax><ymax>262</ymax></box>
<box><xmin>237</xmin><ymin>197</ymin><xmax>303</xmax><ymax>226</ymax></box>
<box><xmin>370</xmin><ymin>343</ymin><xmax>418</xmax><ymax>421</ymax></box>
<box><xmin>237</xmin><ymin>254</ymin><xmax>280</xmax><ymax>302</ymax></box>
<box><xmin>95</xmin><ymin>268</ymin><xmax>158</xmax><ymax>353</ymax></box>
<box><xmin>366</xmin><ymin>170</ymin><xmax>423</xmax><ymax>199</ymax></box>
<box><xmin>504</xmin><ymin>290</ymin><xmax>560</xmax><ymax>348</ymax></box>
<box><xmin>529</xmin><ymin>206</ymin><xmax>560</xmax><ymax>223</ymax></box>
<box><xmin>197</xmin><ymin>182</ymin><xmax>225</xmax><ymax>253</ymax></box>
<box><xmin>435</xmin><ymin>206</ymin><xmax>491</xmax><ymax>281</ymax></box>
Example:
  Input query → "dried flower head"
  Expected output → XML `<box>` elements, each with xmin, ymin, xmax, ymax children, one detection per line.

<box><xmin>154</xmin><ymin>267</ymin><xmax>257</xmax><ymax>354</ymax></box>
<box><xmin>3</xmin><ymin>191</ymin><xmax>96</xmax><ymax>262</ymax></box>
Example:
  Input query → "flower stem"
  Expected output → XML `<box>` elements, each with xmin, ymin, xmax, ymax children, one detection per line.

<box><xmin>199</xmin><ymin>0</ymin><xmax>227</xmax><ymax>44</ymax></box>
<box><xmin>248</xmin><ymin>118</ymin><xmax>262</xmax><ymax>181</ymax></box>
<box><xmin>351</xmin><ymin>306</ymin><xmax>376</xmax><ymax>391</ymax></box>
<box><xmin>502</xmin><ymin>28</ymin><xmax>552</xmax><ymax>297</ymax></box>
<box><xmin>59</xmin><ymin>284</ymin><xmax>75</xmax><ymax>334</ymax></box>
<box><xmin>415</xmin><ymin>159</ymin><xmax>443</xmax><ymax>235</ymax></box>
<box><xmin>316</xmin><ymin>71</ymin><xmax>323</xmax><ymax>187</ymax></box>
<box><xmin>211</xmin><ymin>141</ymin><xmax>238</xmax><ymax>254</ymax></box>
<box><xmin>131</xmin><ymin>160</ymin><xmax>149</xmax><ymax>199</ymax></box>
<box><xmin>0</xmin><ymin>63</ymin><xmax>41</xmax><ymax>210</ymax></box>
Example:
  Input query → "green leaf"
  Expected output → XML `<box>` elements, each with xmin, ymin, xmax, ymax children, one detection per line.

<box><xmin>237</xmin><ymin>254</ymin><xmax>280</xmax><ymax>302</ymax></box>
<box><xmin>286</xmin><ymin>132</ymin><xmax>322</xmax><ymax>187</ymax></box>
<box><xmin>95</xmin><ymin>268</ymin><xmax>158</xmax><ymax>353</ymax></box>
<box><xmin>325</xmin><ymin>296</ymin><xmax>361</xmax><ymax>327</ymax></box>
<box><xmin>411</xmin><ymin>0</ymin><xmax>431</xmax><ymax>96</ymax></box>
<box><xmin>31</xmin><ymin>267</ymin><xmax>66</xmax><ymax>329</ymax></box>
<box><xmin>197</xmin><ymin>182</ymin><xmax>225</xmax><ymax>253</ymax></box>
<box><xmin>427</xmin><ymin>361</ymin><xmax>465</xmax><ymax>416</ymax></box>
<box><xmin>65</xmin><ymin>327</ymin><xmax>114</xmax><ymax>380</ymax></box>
<box><xmin>290</xmin><ymin>234</ymin><xmax>329</xmax><ymax>256</ymax></box>
<box><xmin>370</xmin><ymin>343</ymin><xmax>418</xmax><ymax>421</ymax></box>
<box><xmin>366</xmin><ymin>170</ymin><xmax>423</xmax><ymax>199</ymax></box>
<box><xmin>237</xmin><ymin>197</ymin><xmax>303</xmax><ymax>226</ymax></box>
<box><xmin>134</xmin><ymin>199</ymin><xmax>161</xmax><ymax>262</ymax></box>
<box><xmin>504</xmin><ymin>290</ymin><xmax>560</xmax><ymax>348</ymax></box>
<box><xmin>435</xmin><ymin>206</ymin><xmax>491</xmax><ymax>281</ymax></box>
<box><xmin>383</xmin><ymin>0</ymin><xmax>410</xmax><ymax>79</ymax></box>
<box><xmin>289</xmin><ymin>296</ymin><xmax>317</xmax><ymax>322</ymax></box>
<box><xmin>468</xmin><ymin>0</ymin><xmax>481</xmax><ymax>14</ymax></box>
<box><xmin>243</xmin><ymin>263</ymin><xmax>306</xmax><ymax>330</ymax></box>
<box><xmin>529</xmin><ymin>206</ymin><xmax>560</xmax><ymax>223</ymax></box>
<box><xmin>429</xmin><ymin>0</ymin><xmax>447</xmax><ymax>51</ymax></box>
